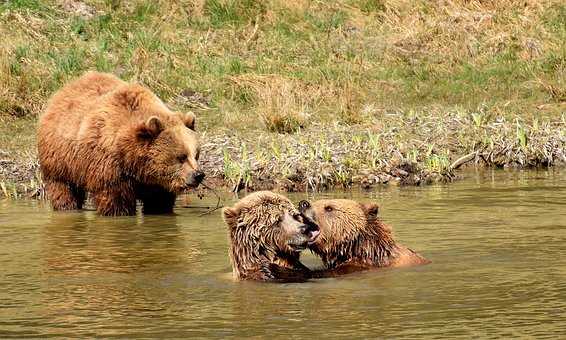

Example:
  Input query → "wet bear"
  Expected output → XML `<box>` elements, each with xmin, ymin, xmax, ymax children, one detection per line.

<box><xmin>223</xmin><ymin>191</ymin><xmax>320</xmax><ymax>282</ymax></box>
<box><xmin>38</xmin><ymin>72</ymin><xmax>204</xmax><ymax>216</ymax></box>
<box><xmin>299</xmin><ymin>199</ymin><xmax>430</xmax><ymax>276</ymax></box>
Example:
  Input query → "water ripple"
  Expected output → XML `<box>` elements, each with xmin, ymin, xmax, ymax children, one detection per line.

<box><xmin>0</xmin><ymin>169</ymin><xmax>565</xmax><ymax>338</ymax></box>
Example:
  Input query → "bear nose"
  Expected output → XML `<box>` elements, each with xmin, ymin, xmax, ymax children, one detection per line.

<box><xmin>301</xmin><ymin>224</ymin><xmax>320</xmax><ymax>243</ymax></box>
<box><xmin>192</xmin><ymin>170</ymin><xmax>205</xmax><ymax>184</ymax></box>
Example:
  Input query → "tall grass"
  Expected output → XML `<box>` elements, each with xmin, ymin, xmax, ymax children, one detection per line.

<box><xmin>0</xmin><ymin>0</ymin><xmax>564</xmax><ymax>193</ymax></box>
<box><xmin>0</xmin><ymin>0</ymin><xmax>563</xmax><ymax>129</ymax></box>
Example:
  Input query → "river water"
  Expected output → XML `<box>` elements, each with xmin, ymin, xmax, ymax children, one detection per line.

<box><xmin>1</xmin><ymin>169</ymin><xmax>565</xmax><ymax>338</ymax></box>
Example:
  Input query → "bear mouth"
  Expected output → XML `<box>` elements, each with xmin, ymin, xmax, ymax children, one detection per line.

<box><xmin>308</xmin><ymin>230</ymin><xmax>320</xmax><ymax>244</ymax></box>
<box><xmin>288</xmin><ymin>239</ymin><xmax>309</xmax><ymax>252</ymax></box>
<box><xmin>182</xmin><ymin>183</ymin><xmax>200</xmax><ymax>190</ymax></box>
<box><xmin>178</xmin><ymin>181</ymin><xmax>202</xmax><ymax>192</ymax></box>
<box><xmin>289</xmin><ymin>230</ymin><xmax>320</xmax><ymax>252</ymax></box>
<box><xmin>290</xmin><ymin>243</ymin><xmax>308</xmax><ymax>252</ymax></box>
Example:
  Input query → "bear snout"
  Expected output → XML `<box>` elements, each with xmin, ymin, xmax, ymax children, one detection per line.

<box><xmin>301</xmin><ymin>224</ymin><xmax>320</xmax><ymax>244</ymax></box>
<box><xmin>186</xmin><ymin>170</ymin><xmax>205</xmax><ymax>187</ymax></box>
<box><xmin>308</xmin><ymin>229</ymin><xmax>320</xmax><ymax>243</ymax></box>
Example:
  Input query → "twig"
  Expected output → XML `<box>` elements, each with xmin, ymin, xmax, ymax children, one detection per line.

<box><xmin>449</xmin><ymin>151</ymin><xmax>478</xmax><ymax>170</ymax></box>
<box><xmin>479</xmin><ymin>153</ymin><xmax>490</xmax><ymax>165</ymax></box>
<box><xmin>232</xmin><ymin>174</ymin><xmax>241</xmax><ymax>193</ymax></box>
<box><xmin>244</xmin><ymin>18</ymin><xmax>259</xmax><ymax>45</ymax></box>
<box><xmin>198</xmin><ymin>182</ymin><xmax>223</xmax><ymax>216</ymax></box>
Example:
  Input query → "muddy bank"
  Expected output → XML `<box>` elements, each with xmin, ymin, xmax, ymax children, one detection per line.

<box><xmin>1</xmin><ymin>112</ymin><xmax>565</xmax><ymax>199</ymax></box>
<box><xmin>0</xmin><ymin>145</ymin><xmax>443</xmax><ymax>199</ymax></box>
<box><xmin>200</xmin><ymin>118</ymin><xmax>565</xmax><ymax>193</ymax></box>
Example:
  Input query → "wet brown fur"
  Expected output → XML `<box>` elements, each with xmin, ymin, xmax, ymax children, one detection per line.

<box><xmin>222</xmin><ymin>191</ymin><xmax>312</xmax><ymax>282</ymax></box>
<box><xmin>301</xmin><ymin>199</ymin><xmax>430</xmax><ymax>277</ymax></box>
<box><xmin>38</xmin><ymin>72</ymin><xmax>200</xmax><ymax>216</ymax></box>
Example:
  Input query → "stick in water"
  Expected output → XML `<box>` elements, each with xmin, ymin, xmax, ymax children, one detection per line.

<box><xmin>198</xmin><ymin>181</ymin><xmax>223</xmax><ymax>216</ymax></box>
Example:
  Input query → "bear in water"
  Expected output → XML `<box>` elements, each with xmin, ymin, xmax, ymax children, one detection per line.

<box><xmin>223</xmin><ymin>191</ymin><xmax>320</xmax><ymax>282</ymax></box>
<box><xmin>298</xmin><ymin>199</ymin><xmax>430</xmax><ymax>277</ymax></box>
<box><xmin>38</xmin><ymin>72</ymin><xmax>204</xmax><ymax>216</ymax></box>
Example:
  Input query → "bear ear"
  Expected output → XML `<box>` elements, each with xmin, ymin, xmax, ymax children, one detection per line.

<box><xmin>362</xmin><ymin>203</ymin><xmax>379</xmax><ymax>220</ymax></box>
<box><xmin>183</xmin><ymin>111</ymin><xmax>196</xmax><ymax>130</ymax></box>
<box><xmin>137</xmin><ymin>116</ymin><xmax>164</xmax><ymax>140</ymax></box>
<box><xmin>222</xmin><ymin>206</ymin><xmax>239</xmax><ymax>228</ymax></box>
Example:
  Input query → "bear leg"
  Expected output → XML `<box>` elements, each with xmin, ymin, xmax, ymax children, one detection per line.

<box><xmin>139</xmin><ymin>189</ymin><xmax>176</xmax><ymax>214</ymax></box>
<box><xmin>45</xmin><ymin>180</ymin><xmax>86</xmax><ymax>210</ymax></box>
<box><xmin>92</xmin><ymin>187</ymin><xmax>136</xmax><ymax>216</ymax></box>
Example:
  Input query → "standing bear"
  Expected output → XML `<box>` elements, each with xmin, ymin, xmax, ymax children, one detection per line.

<box><xmin>298</xmin><ymin>199</ymin><xmax>430</xmax><ymax>277</ymax></box>
<box><xmin>38</xmin><ymin>72</ymin><xmax>204</xmax><ymax>216</ymax></box>
<box><xmin>222</xmin><ymin>191</ymin><xmax>320</xmax><ymax>282</ymax></box>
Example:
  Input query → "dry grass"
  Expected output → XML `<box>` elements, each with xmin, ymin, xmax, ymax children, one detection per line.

<box><xmin>1</xmin><ymin>0</ymin><xmax>564</xmax><ymax>124</ymax></box>
<box><xmin>207</xmin><ymin>109</ymin><xmax>566</xmax><ymax>192</ymax></box>
<box><xmin>1</xmin><ymin>108</ymin><xmax>564</xmax><ymax>197</ymax></box>
<box><xmin>0</xmin><ymin>0</ymin><xmax>564</xmax><ymax>196</ymax></box>
<box><xmin>229</xmin><ymin>74</ymin><xmax>317</xmax><ymax>132</ymax></box>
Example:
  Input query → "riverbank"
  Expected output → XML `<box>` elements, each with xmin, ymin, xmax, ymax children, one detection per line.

<box><xmin>1</xmin><ymin>112</ymin><xmax>564</xmax><ymax>199</ymax></box>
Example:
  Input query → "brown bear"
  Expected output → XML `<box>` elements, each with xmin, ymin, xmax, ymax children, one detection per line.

<box><xmin>38</xmin><ymin>72</ymin><xmax>204</xmax><ymax>216</ymax></box>
<box><xmin>298</xmin><ymin>199</ymin><xmax>430</xmax><ymax>277</ymax></box>
<box><xmin>222</xmin><ymin>191</ymin><xmax>320</xmax><ymax>282</ymax></box>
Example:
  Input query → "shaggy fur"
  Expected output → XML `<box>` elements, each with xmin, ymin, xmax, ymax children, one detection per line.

<box><xmin>38</xmin><ymin>72</ymin><xmax>203</xmax><ymax>216</ymax></box>
<box><xmin>223</xmin><ymin>191</ymin><xmax>319</xmax><ymax>282</ymax></box>
<box><xmin>299</xmin><ymin>199</ymin><xmax>430</xmax><ymax>277</ymax></box>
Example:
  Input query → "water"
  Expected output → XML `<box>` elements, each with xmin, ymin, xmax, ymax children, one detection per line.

<box><xmin>1</xmin><ymin>169</ymin><xmax>565</xmax><ymax>338</ymax></box>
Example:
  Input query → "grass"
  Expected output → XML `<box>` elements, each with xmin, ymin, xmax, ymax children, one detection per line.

<box><xmin>230</xmin><ymin>74</ymin><xmax>311</xmax><ymax>133</ymax></box>
<box><xmin>0</xmin><ymin>0</ymin><xmax>565</xmax><ymax>196</ymax></box>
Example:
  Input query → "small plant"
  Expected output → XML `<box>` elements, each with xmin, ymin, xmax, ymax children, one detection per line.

<box><xmin>516</xmin><ymin>120</ymin><xmax>528</xmax><ymax>149</ymax></box>
<box><xmin>133</xmin><ymin>1</ymin><xmax>157</xmax><ymax>23</ymax></box>
<box><xmin>367</xmin><ymin>131</ymin><xmax>380</xmax><ymax>151</ymax></box>
<box><xmin>356</xmin><ymin>0</ymin><xmax>386</xmax><ymax>14</ymax></box>
<box><xmin>0</xmin><ymin>181</ymin><xmax>8</xmax><ymax>197</ymax></box>
<box><xmin>204</xmin><ymin>0</ymin><xmax>266</xmax><ymax>28</ymax></box>
<box><xmin>334</xmin><ymin>166</ymin><xmax>352</xmax><ymax>187</ymax></box>
<box><xmin>407</xmin><ymin>148</ymin><xmax>419</xmax><ymax>163</ymax></box>
<box><xmin>425</xmin><ymin>154</ymin><xmax>451</xmax><ymax>174</ymax></box>
<box><xmin>9</xmin><ymin>46</ymin><xmax>28</xmax><ymax>76</ymax></box>
<box><xmin>222</xmin><ymin>148</ymin><xmax>238</xmax><ymax>185</ymax></box>
<box><xmin>483</xmin><ymin>136</ymin><xmax>494</xmax><ymax>148</ymax></box>
<box><xmin>306</xmin><ymin>9</ymin><xmax>347</xmax><ymax>32</ymax></box>
<box><xmin>222</xmin><ymin>145</ymin><xmax>252</xmax><ymax>191</ymax></box>
<box><xmin>471</xmin><ymin>111</ymin><xmax>484</xmax><ymax>128</ymax></box>
<box><xmin>270</xmin><ymin>142</ymin><xmax>282</xmax><ymax>161</ymax></box>
<box><xmin>260</xmin><ymin>109</ymin><xmax>307</xmax><ymax>134</ymax></box>
<box><xmin>320</xmin><ymin>145</ymin><xmax>333</xmax><ymax>162</ymax></box>
<box><xmin>0</xmin><ymin>182</ymin><xmax>19</xmax><ymax>199</ymax></box>
<box><xmin>352</xmin><ymin>134</ymin><xmax>364</xmax><ymax>146</ymax></box>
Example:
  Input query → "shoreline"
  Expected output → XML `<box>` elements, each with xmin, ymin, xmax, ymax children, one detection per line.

<box><xmin>1</xmin><ymin>113</ymin><xmax>564</xmax><ymax>199</ymax></box>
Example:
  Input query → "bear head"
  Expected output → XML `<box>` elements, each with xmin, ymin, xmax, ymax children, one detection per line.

<box><xmin>223</xmin><ymin>191</ymin><xmax>320</xmax><ymax>280</ymax></box>
<box><xmin>298</xmin><ymin>199</ymin><xmax>395</xmax><ymax>268</ymax></box>
<box><xmin>115</xmin><ymin>84</ymin><xmax>204</xmax><ymax>193</ymax></box>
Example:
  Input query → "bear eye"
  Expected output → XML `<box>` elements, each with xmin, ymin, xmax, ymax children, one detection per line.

<box><xmin>177</xmin><ymin>154</ymin><xmax>188</xmax><ymax>162</ymax></box>
<box><xmin>325</xmin><ymin>206</ymin><xmax>333</xmax><ymax>212</ymax></box>
<box><xmin>195</xmin><ymin>150</ymin><xmax>200</xmax><ymax>161</ymax></box>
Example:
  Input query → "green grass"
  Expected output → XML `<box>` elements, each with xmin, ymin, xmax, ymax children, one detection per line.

<box><xmin>1</xmin><ymin>0</ymin><xmax>563</xmax><ymax>127</ymax></box>
<box><xmin>1</xmin><ymin>0</ymin><xmax>50</xmax><ymax>13</ymax></box>
<box><xmin>0</xmin><ymin>0</ymin><xmax>564</xmax><ymax>194</ymax></box>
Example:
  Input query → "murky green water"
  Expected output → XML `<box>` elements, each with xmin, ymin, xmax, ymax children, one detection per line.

<box><xmin>1</xmin><ymin>169</ymin><xmax>565</xmax><ymax>338</ymax></box>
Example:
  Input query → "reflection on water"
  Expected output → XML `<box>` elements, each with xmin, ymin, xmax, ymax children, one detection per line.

<box><xmin>1</xmin><ymin>169</ymin><xmax>565</xmax><ymax>338</ymax></box>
